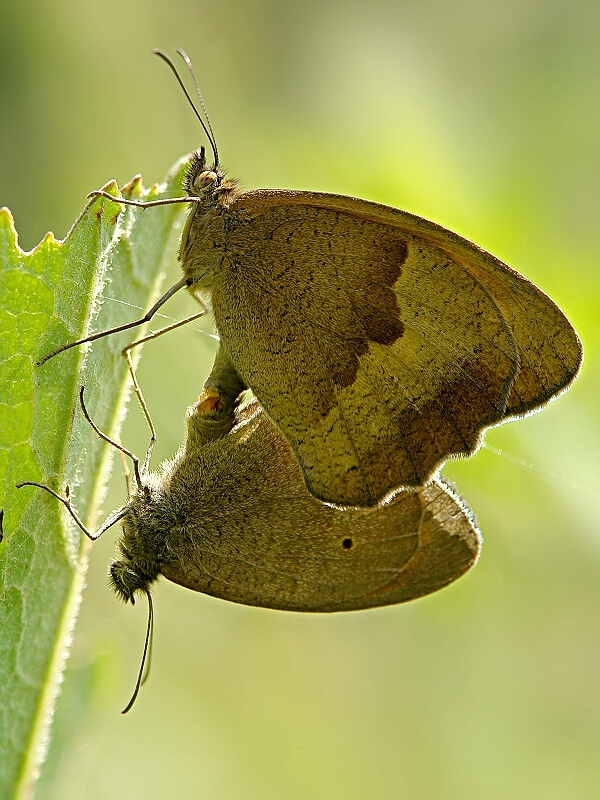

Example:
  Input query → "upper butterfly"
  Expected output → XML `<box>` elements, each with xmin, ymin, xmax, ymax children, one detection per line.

<box><xmin>42</xmin><ymin>49</ymin><xmax>582</xmax><ymax>507</ymax></box>
<box><xmin>179</xmin><ymin>146</ymin><xmax>582</xmax><ymax>506</ymax></box>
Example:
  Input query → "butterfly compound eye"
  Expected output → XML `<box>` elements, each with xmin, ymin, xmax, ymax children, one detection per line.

<box><xmin>109</xmin><ymin>561</ymin><xmax>150</xmax><ymax>605</ymax></box>
<box><xmin>194</xmin><ymin>170</ymin><xmax>218</xmax><ymax>191</ymax></box>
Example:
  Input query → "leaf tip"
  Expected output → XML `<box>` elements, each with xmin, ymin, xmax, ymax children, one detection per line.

<box><xmin>0</xmin><ymin>206</ymin><xmax>21</xmax><ymax>252</ymax></box>
<box><xmin>121</xmin><ymin>174</ymin><xmax>143</xmax><ymax>198</ymax></box>
<box><xmin>94</xmin><ymin>179</ymin><xmax>120</xmax><ymax>197</ymax></box>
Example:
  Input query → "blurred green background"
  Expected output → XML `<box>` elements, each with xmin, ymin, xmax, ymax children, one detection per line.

<box><xmin>1</xmin><ymin>1</ymin><xmax>598</xmax><ymax>798</ymax></box>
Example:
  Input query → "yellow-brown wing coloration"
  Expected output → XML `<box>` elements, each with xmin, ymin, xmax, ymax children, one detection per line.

<box><xmin>157</xmin><ymin>402</ymin><xmax>481</xmax><ymax>612</ymax></box>
<box><xmin>182</xmin><ymin>184</ymin><xmax>582</xmax><ymax>507</ymax></box>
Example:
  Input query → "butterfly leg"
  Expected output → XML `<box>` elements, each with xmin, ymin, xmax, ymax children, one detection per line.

<box><xmin>184</xmin><ymin>343</ymin><xmax>247</xmax><ymax>450</ymax></box>
<box><xmin>120</xmin><ymin>307</ymin><xmax>209</xmax><ymax>474</ymax></box>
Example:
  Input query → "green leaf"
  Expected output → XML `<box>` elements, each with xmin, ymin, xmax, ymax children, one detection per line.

<box><xmin>0</xmin><ymin>159</ymin><xmax>188</xmax><ymax>799</ymax></box>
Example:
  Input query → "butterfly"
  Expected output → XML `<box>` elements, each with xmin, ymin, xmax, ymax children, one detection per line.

<box><xmin>43</xmin><ymin>49</ymin><xmax>582</xmax><ymax>508</ymax></box>
<box><xmin>18</xmin><ymin>358</ymin><xmax>480</xmax><ymax>711</ymax></box>
<box><xmin>179</xmin><ymin>145</ymin><xmax>582</xmax><ymax>507</ymax></box>
<box><xmin>21</xmin><ymin>385</ymin><xmax>481</xmax><ymax>614</ymax></box>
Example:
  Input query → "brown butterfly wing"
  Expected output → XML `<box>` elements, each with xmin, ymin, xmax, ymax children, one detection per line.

<box><xmin>160</xmin><ymin>405</ymin><xmax>481</xmax><ymax>611</ymax></box>
<box><xmin>206</xmin><ymin>189</ymin><xmax>579</xmax><ymax>506</ymax></box>
<box><xmin>375</xmin><ymin>201</ymin><xmax>583</xmax><ymax>417</ymax></box>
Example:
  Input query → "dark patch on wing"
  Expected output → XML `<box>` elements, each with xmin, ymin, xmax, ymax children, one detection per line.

<box><xmin>357</xmin><ymin>235</ymin><xmax>407</xmax><ymax>346</ymax></box>
<box><xmin>354</xmin><ymin>359</ymin><xmax>512</xmax><ymax>495</ymax></box>
<box><xmin>332</xmin><ymin>231</ymin><xmax>407</xmax><ymax>390</ymax></box>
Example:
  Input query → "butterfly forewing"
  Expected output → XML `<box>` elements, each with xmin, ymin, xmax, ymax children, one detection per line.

<box><xmin>181</xmin><ymin>187</ymin><xmax>582</xmax><ymax>507</ymax></box>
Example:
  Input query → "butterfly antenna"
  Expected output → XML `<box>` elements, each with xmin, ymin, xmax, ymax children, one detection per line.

<box><xmin>122</xmin><ymin>590</ymin><xmax>154</xmax><ymax>714</ymax></box>
<box><xmin>174</xmin><ymin>48</ymin><xmax>219</xmax><ymax>168</ymax></box>
<box><xmin>141</xmin><ymin>595</ymin><xmax>154</xmax><ymax>688</ymax></box>
<box><xmin>153</xmin><ymin>49</ymin><xmax>219</xmax><ymax>169</ymax></box>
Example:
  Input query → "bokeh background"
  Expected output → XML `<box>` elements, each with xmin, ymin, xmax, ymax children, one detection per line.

<box><xmin>1</xmin><ymin>1</ymin><xmax>598</xmax><ymax>798</ymax></box>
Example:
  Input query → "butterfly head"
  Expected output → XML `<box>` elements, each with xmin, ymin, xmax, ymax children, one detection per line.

<box><xmin>184</xmin><ymin>147</ymin><xmax>240</xmax><ymax>205</ymax></box>
<box><xmin>185</xmin><ymin>147</ymin><xmax>220</xmax><ymax>195</ymax></box>
<box><xmin>108</xmin><ymin>486</ymin><xmax>164</xmax><ymax>605</ymax></box>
